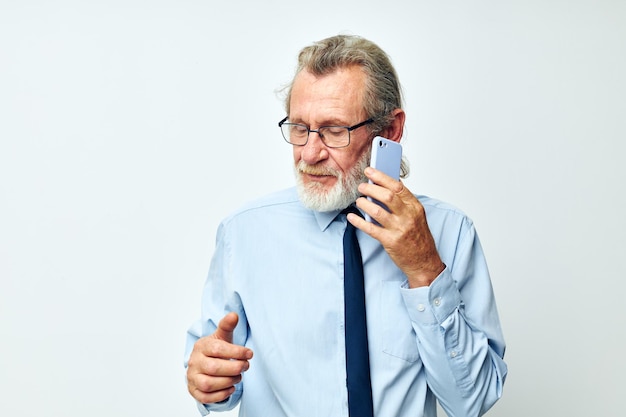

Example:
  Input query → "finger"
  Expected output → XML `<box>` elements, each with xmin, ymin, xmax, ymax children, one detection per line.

<box><xmin>213</xmin><ymin>312</ymin><xmax>239</xmax><ymax>343</ymax></box>
<box><xmin>197</xmin><ymin>336</ymin><xmax>253</xmax><ymax>361</ymax></box>
<box><xmin>188</xmin><ymin>373</ymin><xmax>240</xmax><ymax>404</ymax></box>
<box><xmin>364</xmin><ymin>167</ymin><xmax>416</xmax><ymax>210</ymax></box>
<box><xmin>201</xmin><ymin>355</ymin><xmax>250</xmax><ymax>378</ymax></box>
<box><xmin>191</xmin><ymin>386</ymin><xmax>236</xmax><ymax>405</ymax></box>
<box><xmin>364</xmin><ymin>166</ymin><xmax>404</xmax><ymax>193</ymax></box>
<box><xmin>354</xmin><ymin>195</ymin><xmax>391</xmax><ymax>226</ymax></box>
<box><xmin>348</xmin><ymin>199</ymin><xmax>387</xmax><ymax>239</ymax></box>
<box><xmin>188</xmin><ymin>365</ymin><xmax>242</xmax><ymax>388</ymax></box>
<box><xmin>355</xmin><ymin>180</ymin><xmax>401</xmax><ymax>230</ymax></box>
<box><xmin>362</xmin><ymin>172</ymin><xmax>422</xmax><ymax>224</ymax></box>
<box><xmin>359</xmin><ymin>171</ymin><xmax>405</xmax><ymax>216</ymax></box>
<box><xmin>213</xmin><ymin>312</ymin><xmax>254</xmax><ymax>360</ymax></box>
<box><xmin>358</xmin><ymin>181</ymin><xmax>393</xmax><ymax>205</ymax></box>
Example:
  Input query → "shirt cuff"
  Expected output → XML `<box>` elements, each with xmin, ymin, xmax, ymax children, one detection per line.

<box><xmin>195</xmin><ymin>393</ymin><xmax>237</xmax><ymax>415</ymax></box>
<box><xmin>196</xmin><ymin>400</ymin><xmax>211</xmax><ymax>415</ymax></box>
<box><xmin>400</xmin><ymin>268</ymin><xmax>462</xmax><ymax>326</ymax></box>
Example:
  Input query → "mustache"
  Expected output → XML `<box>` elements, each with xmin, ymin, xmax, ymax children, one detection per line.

<box><xmin>296</xmin><ymin>161</ymin><xmax>340</xmax><ymax>177</ymax></box>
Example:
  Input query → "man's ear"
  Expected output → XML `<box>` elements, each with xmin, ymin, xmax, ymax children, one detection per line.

<box><xmin>379</xmin><ymin>108</ymin><xmax>405</xmax><ymax>142</ymax></box>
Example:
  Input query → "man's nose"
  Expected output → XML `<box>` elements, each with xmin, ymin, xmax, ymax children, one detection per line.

<box><xmin>300</xmin><ymin>131</ymin><xmax>328</xmax><ymax>164</ymax></box>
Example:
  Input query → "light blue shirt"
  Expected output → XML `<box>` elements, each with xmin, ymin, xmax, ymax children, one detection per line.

<box><xmin>185</xmin><ymin>187</ymin><xmax>507</xmax><ymax>417</ymax></box>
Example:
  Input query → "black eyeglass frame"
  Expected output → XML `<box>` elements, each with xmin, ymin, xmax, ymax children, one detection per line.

<box><xmin>278</xmin><ymin>116</ymin><xmax>374</xmax><ymax>148</ymax></box>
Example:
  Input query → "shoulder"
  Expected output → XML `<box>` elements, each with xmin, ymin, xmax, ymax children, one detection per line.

<box><xmin>417</xmin><ymin>195</ymin><xmax>476</xmax><ymax>231</ymax></box>
<box><xmin>221</xmin><ymin>187</ymin><xmax>305</xmax><ymax>224</ymax></box>
<box><xmin>233</xmin><ymin>187</ymin><xmax>300</xmax><ymax>213</ymax></box>
<box><xmin>215</xmin><ymin>188</ymin><xmax>315</xmax><ymax>247</ymax></box>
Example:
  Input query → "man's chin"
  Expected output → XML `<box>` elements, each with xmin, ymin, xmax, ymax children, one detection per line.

<box><xmin>297</xmin><ymin>187</ymin><xmax>336</xmax><ymax>212</ymax></box>
<box><xmin>296</xmin><ymin>181</ymin><xmax>358</xmax><ymax>212</ymax></box>
<box><xmin>294</xmin><ymin>166</ymin><xmax>361</xmax><ymax>212</ymax></box>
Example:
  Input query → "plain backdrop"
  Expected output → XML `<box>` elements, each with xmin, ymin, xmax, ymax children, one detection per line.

<box><xmin>1</xmin><ymin>1</ymin><xmax>625</xmax><ymax>416</ymax></box>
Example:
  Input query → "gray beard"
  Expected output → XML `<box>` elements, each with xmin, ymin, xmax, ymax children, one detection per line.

<box><xmin>294</xmin><ymin>150</ymin><xmax>370</xmax><ymax>212</ymax></box>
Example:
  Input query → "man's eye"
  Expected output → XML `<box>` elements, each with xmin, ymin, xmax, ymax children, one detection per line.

<box><xmin>291</xmin><ymin>125</ymin><xmax>308</xmax><ymax>135</ymax></box>
<box><xmin>323</xmin><ymin>127</ymin><xmax>346</xmax><ymax>137</ymax></box>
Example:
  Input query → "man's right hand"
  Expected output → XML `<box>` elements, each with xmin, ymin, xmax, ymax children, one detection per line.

<box><xmin>187</xmin><ymin>312</ymin><xmax>254</xmax><ymax>404</ymax></box>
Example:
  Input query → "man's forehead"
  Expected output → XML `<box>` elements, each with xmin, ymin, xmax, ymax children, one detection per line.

<box><xmin>290</xmin><ymin>67</ymin><xmax>366</xmax><ymax>121</ymax></box>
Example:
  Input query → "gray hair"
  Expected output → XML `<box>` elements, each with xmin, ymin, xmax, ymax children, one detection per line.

<box><xmin>284</xmin><ymin>34</ymin><xmax>409</xmax><ymax>178</ymax></box>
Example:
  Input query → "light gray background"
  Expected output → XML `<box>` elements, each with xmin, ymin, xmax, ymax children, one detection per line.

<box><xmin>1</xmin><ymin>1</ymin><xmax>624</xmax><ymax>416</ymax></box>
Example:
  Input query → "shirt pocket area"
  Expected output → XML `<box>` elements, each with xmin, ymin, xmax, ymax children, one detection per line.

<box><xmin>380</xmin><ymin>280</ymin><xmax>420</xmax><ymax>363</ymax></box>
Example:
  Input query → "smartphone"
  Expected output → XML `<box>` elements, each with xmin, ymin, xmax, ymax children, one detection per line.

<box><xmin>364</xmin><ymin>136</ymin><xmax>403</xmax><ymax>223</ymax></box>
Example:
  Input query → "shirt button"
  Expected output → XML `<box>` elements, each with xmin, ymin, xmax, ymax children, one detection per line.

<box><xmin>433</xmin><ymin>297</ymin><xmax>441</xmax><ymax>307</ymax></box>
<box><xmin>450</xmin><ymin>350</ymin><xmax>458</xmax><ymax>358</ymax></box>
<box><xmin>417</xmin><ymin>303</ymin><xmax>425</xmax><ymax>312</ymax></box>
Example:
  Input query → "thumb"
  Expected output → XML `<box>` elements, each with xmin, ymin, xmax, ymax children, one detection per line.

<box><xmin>213</xmin><ymin>312</ymin><xmax>239</xmax><ymax>343</ymax></box>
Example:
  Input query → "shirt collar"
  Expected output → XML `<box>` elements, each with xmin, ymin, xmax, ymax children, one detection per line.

<box><xmin>313</xmin><ymin>209</ymin><xmax>342</xmax><ymax>231</ymax></box>
<box><xmin>312</xmin><ymin>204</ymin><xmax>365</xmax><ymax>232</ymax></box>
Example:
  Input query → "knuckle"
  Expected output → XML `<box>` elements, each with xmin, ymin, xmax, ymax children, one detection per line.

<box><xmin>187</xmin><ymin>354</ymin><xmax>200</xmax><ymax>370</ymax></box>
<box><xmin>369</xmin><ymin>204</ymin><xmax>384</xmax><ymax>219</ymax></box>
<box><xmin>391</xmin><ymin>180</ymin><xmax>404</xmax><ymax>194</ymax></box>
<box><xmin>413</xmin><ymin>202</ymin><xmax>426</xmax><ymax>218</ymax></box>
<box><xmin>204</xmin><ymin>360</ymin><xmax>222</xmax><ymax>376</ymax></box>
<box><xmin>197</xmin><ymin>377</ymin><xmax>217</xmax><ymax>393</ymax></box>
<box><xmin>205</xmin><ymin>343</ymin><xmax>221</xmax><ymax>357</ymax></box>
<box><xmin>195</xmin><ymin>374</ymin><xmax>221</xmax><ymax>394</ymax></box>
<box><xmin>363</xmin><ymin>219</ymin><xmax>378</xmax><ymax>235</ymax></box>
<box><xmin>205</xmin><ymin>340</ymin><xmax>226</xmax><ymax>357</ymax></box>
<box><xmin>378</xmin><ymin>189</ymin><xmax>394</xmax><ymax>204</ymax></box>
<box><xmin>193</xmin><ymin>377</ymin><xmax>238</xmax><ymax>403</ymax></box>
<box><xmin>188</xmin><ymin>375</ymin><xmax>208</xmax><ymax>395</ymax></box>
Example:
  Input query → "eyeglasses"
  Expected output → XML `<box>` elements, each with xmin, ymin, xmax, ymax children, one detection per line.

<box><xmin>278</xmin><ymin>117</ymin><xmax>374</xmax><ymax>148</ymax></box>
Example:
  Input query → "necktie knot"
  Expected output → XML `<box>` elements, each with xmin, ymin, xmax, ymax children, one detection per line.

<box><xmin>342</xmin><ymin>205</ymin><xmax>363</xmax><ymax>218</ymax></box>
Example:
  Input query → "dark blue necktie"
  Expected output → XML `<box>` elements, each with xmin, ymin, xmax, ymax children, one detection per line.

<box><xmin>342</xmin><ymin>206</ymin><xmax>374</xmax><ymax>417</ymax></box>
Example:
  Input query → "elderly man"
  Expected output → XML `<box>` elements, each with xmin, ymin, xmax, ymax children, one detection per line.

<box><xmin>185</xmin><ymin>34</ymin><xmax>507</xmax><ymax>417</ymax></box>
